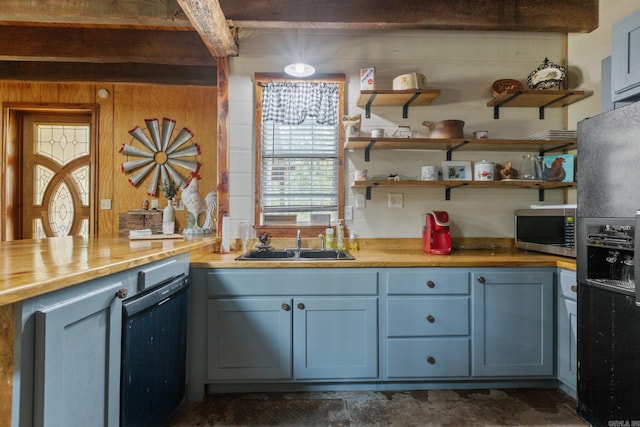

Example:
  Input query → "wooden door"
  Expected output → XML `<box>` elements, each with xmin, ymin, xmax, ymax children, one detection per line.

<box><xmin>22</xmin><ymin>114</ymin><xmax>93</xmax><ymax>238</ymax></box>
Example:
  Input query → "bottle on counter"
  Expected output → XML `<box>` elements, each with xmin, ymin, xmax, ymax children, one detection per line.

<box><xmin>348</xmin><ymin>230</ymin><xmax>359</xmax><ymax>251</ymax></box>
<box><xmin>325</xmin><ymin>227</ymin><xmax>335</xmax><ymax>249</ymax></box>
<box><xmin>336</xmin><ymin>219</ymin><xmax>345</xmax><ymax>250</ymax></box>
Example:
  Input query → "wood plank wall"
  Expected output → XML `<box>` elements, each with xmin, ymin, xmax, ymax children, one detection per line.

<box><xmin>1</xmin><ymin>82</ymin><xmax>217</xmax><ymax>236</ymax></box>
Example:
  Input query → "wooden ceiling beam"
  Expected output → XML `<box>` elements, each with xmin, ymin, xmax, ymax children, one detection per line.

<box><xmin>0</xmin><ymin>61</ymin><xmax>216</xmax><ymax>86</ymax></box>
<box><xmin>0</xmin><ymin>0</ymin><xmax>191</xmax><ymax>30</ymax></box>
<box><xmin>220</xmin><ymin>0</ymin><xmax>599</xmax><ymax>33</ymax></box>
<box><xmin>176</xmin><ymin>0</ymin><xmax>238</xmax><ymax>57</ymax></box>
<box><xmin>0</xmin><ymin>26</ymin><xmax>215</xmax><ymax>66</ymax></box>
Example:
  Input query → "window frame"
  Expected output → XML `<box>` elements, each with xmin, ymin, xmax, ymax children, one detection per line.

<box><xmin>254</xmin><ymin>73</ymin><xmax>346</xmax><ymax>238</ymax></box>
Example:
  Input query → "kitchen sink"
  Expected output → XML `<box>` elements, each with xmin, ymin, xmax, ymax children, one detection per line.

<box><xmin>235</xmin><ymin>248</ymin><xmax>354</xmax><ymax>261</ymax></box>
<box><xmin>298</xmin><ymin>249</ymin><xmax>355</xmax><ymax>260</ymax></box>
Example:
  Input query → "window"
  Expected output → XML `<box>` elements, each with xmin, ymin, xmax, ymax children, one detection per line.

<box><xmin>254</xmin><ymin>74</ymin><xmax>345</xmax><ymax>237</ymax></box>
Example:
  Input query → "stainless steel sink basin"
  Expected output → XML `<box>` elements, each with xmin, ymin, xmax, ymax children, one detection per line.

<box><xmin>235</xmin><ymin>249</ymin><xmax>354</xmax><ymax>261</ymax></box>
<box><xmin>235</xmin><ymin>249</ymin><xmax>296</xmax><ymax>260</ymax></box>
<box><xmin>298</xmin><ymin>249</ymin><xmax>355</xmax><ymax>260</ymax></box>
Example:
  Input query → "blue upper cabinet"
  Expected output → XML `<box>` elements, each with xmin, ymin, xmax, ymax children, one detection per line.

<box><xmin>612</xmin><ymin>8</ymin><xmax>640</xmax><ymax>102</ymax></box>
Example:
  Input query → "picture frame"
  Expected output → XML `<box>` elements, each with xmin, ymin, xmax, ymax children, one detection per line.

<box><xmin>442</xmin><ymin>161</ymin><xmax>472</xmax><ymax>181</ymax></box>
<box><xmin>542</xmin><ymin>153</ymin><xmax>575</xmax><ymax>182</ymax></box>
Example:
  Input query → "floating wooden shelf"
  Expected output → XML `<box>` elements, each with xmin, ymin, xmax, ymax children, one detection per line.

<box><xmin>352</xmin><ymin>179</ymin><xmax>576</xmax><ymax>201</ymax></box>
<box><xmin>345</xmin><ymin>137</ymin><xmax>577</xmax><ymax>162</ymax></box>
<box><xmin>487</xmin><ymin>89</ymin><xmax>591</xmax><ymax>119</ymax></box>
<box><xmin>357</xmin><ymin>89</ymin><xmax>441</xmax><ymax>118</ymax></box>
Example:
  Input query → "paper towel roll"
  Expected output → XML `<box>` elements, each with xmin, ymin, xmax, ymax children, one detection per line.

<box><xmin>220</xmin><ymin>216</ymin><xmax>230</xmax><ymax>253</ymax></box>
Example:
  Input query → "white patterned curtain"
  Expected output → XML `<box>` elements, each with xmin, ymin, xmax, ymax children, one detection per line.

<box><xmin>261</xmin><ymin>82</ymin><xmax>338</xmax><ymax>125</ymax></box>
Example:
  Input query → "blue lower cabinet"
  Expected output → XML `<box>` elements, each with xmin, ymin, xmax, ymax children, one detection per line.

<box><xmin>381</xmin><ymin>268</ymin><xmax>472</xmax><ymax>380</ymax></box>
<box><xmin>471</xmin><ymin>269</ymin><xmax>555</xmax><ymax>377</ymax></box>
<box><xmin>207</xmin><ymin>297</ymin><xmax>293</xmax><ymax>381</ymax></box>
<box><xmin>293</xmin><ymin>297</ymin><xmax>378</xmax><ymax>380</ymax></box>
<box><xmin>557</xmin><ymin>269</ymin><xmax>577</xmax><ymax>392</ymax></box>
<box><xmin>386</xmin><ymin>338</ymin><xmax>470</xmax><ymax>378</ymax></box>
<box><xmin>203</xmin><ymin>268</ymin><xmax>379</xmax><ymax>382</ymax></box>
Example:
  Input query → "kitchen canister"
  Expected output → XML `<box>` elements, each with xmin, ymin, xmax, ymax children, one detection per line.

<box><xmin>421</xmin><ymin>165</ymin><xmax>439</xmax><ymax>181</ymax></box>
<box><xmin>474</xmin><ymin>160</ymin><xmax>495</xmax><ymax>181</ymax></box>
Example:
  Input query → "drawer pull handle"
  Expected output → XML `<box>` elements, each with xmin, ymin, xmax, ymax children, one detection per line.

<box><xmin>426</xmin><ymin>314</ymin><xmax>435</xmax><ymax>323</ymax></box>
<box><xmin>570</xmin><ymin>285</ymin><xmax>577</xmax><ymax>293</ymax></box>
<box><xmin>297</xmin><ymin>302</ymin><xmax>305</xmax><ymax>310</ymax></box>
<box><xmin>426</xmin><ymin>356</ymin><xmax>436</xmax><ymax>365</ymax></box>
<box><xmin>426</xmin><ymin>280</ymin><xmax>435</xmax><ymax>288</ymax></box>
<box><xmin>477</xmin><ymin>276</ymin><xmax>486</xmax><ymax>284</ymax></box>
<box><xmin>116</xmin><ymin>289</ymin><xmax>128</xmax><ymax>299</ymax></box>
<box><xmin>281</xmin><ymin>303</ymin><xmax>291</xmax><ymax>311</ymax></box>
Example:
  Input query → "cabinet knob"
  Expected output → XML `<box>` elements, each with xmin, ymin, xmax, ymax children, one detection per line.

<box><xmin>116</xmin><ymin>289</ymin><xmax>128</xmax><ymax>299</ymax></box>
<box><xmin>297</xmin><ymin>302</ymin><xmax>305</xmax><ymax>310</ymax></box>
<box><xmin>477</xmin><ymin>276</ymin><xmax>486</xmax><ymax>284</ymax></box>
<box><xmin>426</xmin><ymin>314</ymin><xmax>435</xmax><ymax>323</ymax></box>
<box><xmin>281</xmin><ymin>303</ymin><xmax>291</xmax><ymax>311</ymax></box>
<box><xmin>426</xmin><ymin>280</ymin><xmax>435</xmax><ymax>289</ymax></box>
<box><xmin>571</xmin><ymin>285</ymin><xmax>578</xmax><ymax>293</ymax></box>
<box><xmin>426</xmin><ymin>356</ymin><xmax>436</xmax><ymax>365</ymax></box>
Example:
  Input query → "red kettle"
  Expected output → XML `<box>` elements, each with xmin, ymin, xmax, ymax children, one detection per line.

<box><xmin>423</xmin><ymin>211</ymin><xmax>452</xmax><ymax>254</ymax></box>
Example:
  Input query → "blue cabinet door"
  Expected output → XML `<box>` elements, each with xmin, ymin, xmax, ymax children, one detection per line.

<box><xmin>293</xmin><ymin>297</ymin><xmax>378</xmax><ymax>380</ymax></box>
<box><xmin>207</xmin><ymin>297</ymin><xmax>293</xmax><ymax>380</ymax></box>
<box><xmin>34</xmin><ymin>282</ymin><xmax>124</xmax><ymax>427</ymax></box>
<box><xmin>557</xmin><ymin>269</ymin><xmax>578</xmax><ymax>391</ymax></box>
<box><xmin>612</xmin><ymin>8</ymin><xmax>640</xmax><ymax>102</ymax></box>
<box><xmin>471</xmin><ymin>269</ymin><xmax>554</xmax><ymax>377</ymax></box>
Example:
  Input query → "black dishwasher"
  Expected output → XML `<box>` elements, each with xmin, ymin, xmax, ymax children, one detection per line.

<box><xmin>121</xmin><ymin>273</ymin><xmax>189</xmax><ymax>427</ymax></box>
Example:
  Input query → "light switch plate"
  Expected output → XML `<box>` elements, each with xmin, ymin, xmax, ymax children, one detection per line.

<box><xmin>355</xmin><ymin>193</ymin><xmax>366</xmax><ymax>208</ymax></box>
<box><xmin>388</xmin><ymin>193</ymin><xmax>404</xmax><ymax>208</ymax></box>
<box><xmin>344</xmin><ymin>205</ymin><xmax>353</xmax><ymax>220</ymax></box>
<box><xmin>100</xmin><ymin>199</ymin><xmax>112</xmax><ymax>210</ymax></box>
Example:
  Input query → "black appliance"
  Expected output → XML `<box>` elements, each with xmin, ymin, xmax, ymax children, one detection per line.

<box><xmin>121</xmin><ymin>273</ymin><xmax>189</xmax><ymax>427</ymax></box>
<box><xmin>576</xmin><ymin>101</ymin><xmax>640</xmax><ymax>426</ymax></box>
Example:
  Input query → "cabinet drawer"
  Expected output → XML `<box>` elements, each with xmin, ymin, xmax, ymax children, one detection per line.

<box><xmin>385</xmin><ymin>269</ymin><xmax>469</xmax><ymax>295</ymax></box>
<box><xmin>386</xmin><ymin>338</ymin><xmax>470</xmax><ymax>378</ymax></box>
<box><xmin>559</xmin><ymin>269</ymin><xmax>577</xmax><ymax>301</ymax></box>
<box><xmin>206</xmin><ymin>269</ymin><xmax>378</xmax><ymax>296</ymax></box>
<box><xmin>386</xmin><ymin>297</ymin><xmax>469</xmax><ymax>336</ymax></box>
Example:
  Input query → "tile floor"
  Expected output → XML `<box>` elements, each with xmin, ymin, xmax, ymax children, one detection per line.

<box><xmin>168</xmin><ymin>388</ymin><xmax>588</xmax><ymax>426</ymax></box>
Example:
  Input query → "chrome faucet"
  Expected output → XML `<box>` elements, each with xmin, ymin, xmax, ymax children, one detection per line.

<box><xmin>296</xmin><ymin>229</ymin><xmax>302</xmax><ymax>250</ymax></box>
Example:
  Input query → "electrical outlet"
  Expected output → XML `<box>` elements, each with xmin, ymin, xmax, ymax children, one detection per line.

<box><xmin>355</xmin><ymin>193</ymin><xmax>366</xmax><ymax>208</ymax></box>
<box><xmin>344</xmin><ymin>205</ymin><xmax>353</xmax><ymax>220</ymax></box>
<box><xmin>388</xmin><ymin>193</ymin><xmax>404</xmax><ymax>208</ymax></box>
<box><xmin>100</xmin><ymin>199</ymin><xmax>112</xmax><ymax>210</ymax></box>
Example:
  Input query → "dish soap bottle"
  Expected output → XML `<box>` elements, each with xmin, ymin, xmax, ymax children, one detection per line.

<box><xmin>348</xmin><ymin>230</ymin><xmax>359</xmax><ymax>251</ymax></box>
<box><xmin>336</xmin><ymin>220</ymin><xmax>345</xmax><ymax>250</ymax></box>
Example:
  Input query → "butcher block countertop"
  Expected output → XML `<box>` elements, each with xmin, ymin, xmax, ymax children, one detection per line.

<box><xmin>191</xmin><ymin>238</ymin><xmax>577</xmax><ymax>271</ymax></box>
<box><xmin>0</xmin><ymin>234</ymin><xmax>214</xmax><ymax>306</ymax></box>
<box><xmin>0</xmin><ymin>236</ymin><xmax>575</xmax><ymax>306</ymax></box>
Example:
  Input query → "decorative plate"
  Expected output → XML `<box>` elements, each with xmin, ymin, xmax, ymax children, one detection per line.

<box><xmin>527</xmin><ymin>58</ymin><xmax>566</xmax><ymax>89</ymax></box>
<box><xmin>491</xmin><ymin>79</ymin><xmax>524</xmax><ymax>97</ymax></box>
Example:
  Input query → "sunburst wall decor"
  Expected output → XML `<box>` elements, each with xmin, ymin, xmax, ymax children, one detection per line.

<box><xmin>120</xmin><ymin>117</ymin><xmax>201</xmax><ymax>197</ymax></box>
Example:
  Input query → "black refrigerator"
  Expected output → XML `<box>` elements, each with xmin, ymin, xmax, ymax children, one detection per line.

<box><xmin>576</xmin><ymin>100</ymin><xmax>640</xmax><ymax>426</ymax></box>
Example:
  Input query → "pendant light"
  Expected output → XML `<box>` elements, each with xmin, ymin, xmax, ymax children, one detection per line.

<box><xmin>285</xmin><ymin>30</ymin><xmax>315</xmax><ymax>78</ymax></box>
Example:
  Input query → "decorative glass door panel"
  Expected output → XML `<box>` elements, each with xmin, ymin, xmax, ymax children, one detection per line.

<box><xmin>23</xmin><ymin>116</ymin><xmax>92</xmax><ymax>238</ymax></box>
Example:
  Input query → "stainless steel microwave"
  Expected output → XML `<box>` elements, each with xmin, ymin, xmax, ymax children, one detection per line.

<box><xmin>514</xmin><ymin>208</ymin><xmax>576</xmax><ymax>257</ymax></box>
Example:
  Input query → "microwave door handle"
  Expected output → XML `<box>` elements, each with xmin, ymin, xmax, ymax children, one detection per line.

<box><xmin>636</xmin><ymin>210</ymin><xmax>640</xmax><ymax>307</ymax></box>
